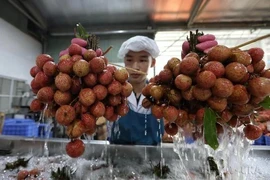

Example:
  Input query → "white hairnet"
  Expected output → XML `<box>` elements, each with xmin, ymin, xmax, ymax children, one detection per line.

<box><xmin>117</xmin><ymin>36</ymin><xmax>160</xmax><ymax>59</ymax></box>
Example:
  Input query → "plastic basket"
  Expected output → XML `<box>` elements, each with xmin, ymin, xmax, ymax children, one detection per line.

<box><xmin>264</xmin><ymin>136</ymin><xmax>270</xmax><ymax>146</ymax></box>
<box><xmin>2</xmin><ymin>119</ymin><xmax>38</xmax><ymax>137</ymax></box>
<box><xmin>254</xmin><ymin>135</ymin><xmax>265</xmax><ymax>145</ymax></box>
<box><xmin>38</xmin><ymin>123</ymin><xmax>52</xmax><ymax>138</ymax></box>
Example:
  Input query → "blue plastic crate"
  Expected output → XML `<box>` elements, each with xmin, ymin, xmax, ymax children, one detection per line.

<box><xmin>254</xmin><ymin>135</ymin><xmax>265</xmax><ymax>145</ymax></box>
<box><xmin>38</xmin><ymin>123</ymin><xmax>52</xmax><ymax>138</ymax></box>
<box><xmin>265</xmin><ymin>136</ymin><xmax>270</xmax><ymax>146</ymax></box>
<box><xmin>2</xmin><ymin>119</ymin><xmax>38</xmax><ymax>137</ymax></box>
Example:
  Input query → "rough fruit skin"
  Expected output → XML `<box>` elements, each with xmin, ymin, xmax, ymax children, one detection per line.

<box><xmin>163</xmin><ymin>106</ymin><xmax>179</xmax><ymax>122</ymax></box>
<box><xmin>68</xmin><ymin>43</ymin><xmax>82</xmax><ymax>56</ymax></box>
<box><xmin>108</xmin><ymin>80</ymin><xmax>122</xmax><ymax>95</ymax></box>
<box><xmin>43</xmin><ymin>61</ymin><xmax>57</xmax><ymax>76</ymax></box>
<box><xmin>34</xmin><ymin>71</ymin><xmax>51</xmax><ymax>87</ymax></box>
<box><xmin>71</xmin><ymin>77</ymin><xmax>81</xmax><ymax>95</ymax></box>
<box><xmin>90</xmin><ymin>101</ymin><xmax>106</xmax><ymax>117</ymax></box>
<box><xmin>207</xmin><ymin>96</ymin><xmax>227</xmax><ymax>112</ymax></box>
<box><xmin>174</xmin><ymin>74</ymin><xmax>192</xmax><ymax>91</ymax></box>
<box><xmin>164</xmin><ymin>123</ymin><xmax>178</xmax><ymax>136</ymax></box>
<box><xmin>30</xmin><ymin>66</ymin><xmax>42</xmax><ymax>77</ymax></box>
<box><xmin>243</xmin><ymin>124</ymin><xmax>263</xmax><ymax>140</ymax></box>
<box><xmin>151</xmin><ymin>105</ymin><xmax>164</xmax><ymax>119</ymax></box>
<box><xmin>142</xmin><ymin>98</ymin><xmax>152</xmax><ymax>108</ymax></box>
<box><xmin>81</xmin><ymin>113</ymin><xmax>96</xmax><ymax>130</ymax></box>
<box><xmin>225</xmin><ymin>62</ymin><xmax>248</xmax><ymax>83</ymax></box>
<box><xmin>232</xmin><ymin>103</ymin><xmax>254</xmax><ymax>116</ymax></box>
<box><xmin>195</xmin><ymin>108</ymin><xmax>205</xmax><ymax>126</ymax></box>
<box><xmin>54</xmin><ymin>90</ymin><xmax>72</xmax><ymax>105</ymax></box>
<box><xmin>150</xmin><ymin>85</ymin><xmax>164</xmax><ymax>101</ymax></box>
<box><xmin>179</xmin><ymin>57</ymin><xmax>199</xmax><ymax>75</ymax></box>
<box><xmin>83</xmin><ymin>49</ymin><xmax>97</xmax><ymax>61</ymax></box>
<box><xmin>55</xmin><ymin>73</ymin><xmax>72</xmax><ymax>92</ymax></box>
<box><xmin>248</xmin><ymin>77</ymin><xmax>270</xmax><ymax>98</ymax></box>
<box><xmin>116</xmin><ymin>103</ymin><xmax>129</xmax><ymax>116</ymax></box>
<box><xmin>228</xmin><ymin>85</ymin><xmax>250</xmax><ymax>105</ymax></box>
<box><xmin>73</xmin><ymin>59</ymin><xmax>90</xmax><ymax>77</ymax></box>
<box><xmin>37</xmin><ymin>86</ymin><xmax>54</xmax><ymax>103</ymax></box>
<box><xmin>230</xmin><ymin>50</ymin><xmax>252</xmax><ymax>66</ymax></box>
<box><xmin>196</xmin><ymin>70</ymin><xmax>216</xmax><ymax>89</ymax></box>
<box><xmin>253</xmin><ymin>60</ymin><xmax>265</xmax><ymax>73</ymax></box>
<box><xmin>30</xmin><ymin>99</ymin><xmax>44</xmax><ymax>112</ymax></box>
<box><xmin>248</xmin><ymin>48</ymin><xmax>264</xmax><ymax>63</ymax></box>
<box><xmin>203</xmin><ymin>61</ymin><xmax>225</xmax><ymax>78</ymax></box>
<box><xmin>79</xmin><ymin>88</ymin><xmax>96</xmax><ymax>106</ymax></box>
<box><xmin>66</xmin><ymin>139</ymin><xmax>85</xmax><ymax>158</ymax></box>
<box><xmin>175</xmin><ymin>109</ymin><xmax>189</xmax><ymax>127</ymax></box>
<box><xmin>36</xmin><ymin>54</ymin><xmax>53</xmax><ymax>69</ymax></box>
<box><xmin>167</xmin><ymin>57</ymin><xmax>181</xmax><ymax>71</ymax></box>
<box><xmin>55</xmin><ymin>105</ymin><xmax>76</xmax><ymax>126</ymax></box>
<box><xmin>83</xmin><ymin>73</ymin><xmax>97</xmax><ymax>87</ymax></box>
<box><xmin>211</xmin><ymin>78</ymin><xmax>234</xmax><ymax>98</ymax></box>
<box><xmin>58</xmin><ymin>59</ymin><xmax>74</xmax><ymax>74</ymax></box>
<box><xmin>93</xmin><ymin>84</ymin><xmax>108</xmax><ymax>100</ymax></box>
<box><xmin>192</xmin><ymin>85</ymin><xmax>212</xmax><ymax>101</ymax></box>
<box><xmin>159</xmin><ymin>69</ymin><xmax>173</xmax><ymax>83</ymax></box>
<box><xmin>114</xmin><ymin>68</ymin><xmax>129</xmax><ymax>83</ymax></box>
<box><xmin>108</xmin><ymin>95</ymin><xmax>121</xmax><ymax>106</ymax></box>
<box><xmin>98</xmin><ymin>70</ymin><xmax>113</xmax><ymax>85</ymax></box>
<box><xmin>207</xmin><ymin>45</ymin><xmax>232</xmax><ymax>62</ymax></box>
<box><xmin>66</xmin><ymin>120</ymin><xmax>86</xmax><ymax>138</ymax></box>
<box><xmin>104</xmin><ymin>106</ymin><xmax>114</xmax><ymax>119</ymax></box>
<box><xmin>89</xmin><ymin>57</ymin><xmax>105</xmax><ymax>73</ymax></box>
<box><xmin>121</xmin><ymin>82</ymin><xmax>133</xmax><ymax>97</ymax></box>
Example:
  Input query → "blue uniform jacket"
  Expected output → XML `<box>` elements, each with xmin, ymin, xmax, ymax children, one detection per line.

<box><xmin>110</xmin><ymin>92</ymin><xmax>164</xmax><ymax>145</ymax></box>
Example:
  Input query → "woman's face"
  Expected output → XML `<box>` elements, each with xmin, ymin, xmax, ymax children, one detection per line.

<box><xmin>124</xmin><ymin>50</ymin><xmax>155</xmax><ymax>84</ymax></box>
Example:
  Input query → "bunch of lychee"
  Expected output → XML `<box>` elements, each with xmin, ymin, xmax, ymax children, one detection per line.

<box><xmin>142</xmin><ymin>45</ymin><xmax>270</xmax><ymax>142</ymax></box>
<box><xmin>29</xmin><ymin>38</ymin><xmax>132</xmax><ymax>158</ymax></box>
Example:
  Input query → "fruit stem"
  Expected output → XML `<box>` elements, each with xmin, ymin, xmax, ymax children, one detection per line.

<box><xmin>188</xmin><ymin>29</ymin><xmax>204</xmax><ymax>57</ymax></box>
<box><xmin>69</xmin><ymin>97</ymin><xmax>79</xmax><ymax>106</ymax></box>
<box><xmin>102</xmin><ymin>46</ymin><xmax>113</xmax><ymax>56</ymax></box>
<box><xmin>109</xmin><ymin>63</ymin><xmax>148</xmax><ymax>75</ymax></box>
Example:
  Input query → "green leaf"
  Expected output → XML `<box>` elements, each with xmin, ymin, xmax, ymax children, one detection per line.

<box><xmin>259</xmin><ymin>96</ymin><xmax>270</xmax><ymax>109</ymax></box>
<box><xmin>75</xmin><ymin>23</ymin><xmax>89</xmax><ymax>40</ymax></box>
<box><xmin>203</xmin><ymin>108</ymin><xmax>219</xmax><ymax>150</ymax></box>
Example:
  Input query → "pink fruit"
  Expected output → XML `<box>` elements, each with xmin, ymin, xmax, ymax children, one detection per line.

<box><xmin>253</xmin><ymin>60</ymin><xmax>266</xmax><ymax>73</ymax></box>
<box><xmin>96</xmin><ymin>48</ymin><xmax>103</xmax><ymax>57</ymax></box>
<box><xmin>106</xmin><ymin>65</ymin><xmax>117</xmax><ymax>74</ymax></box>
<box><xmin>71</xmin><ymin>38</ymin><xmax>87</xmax><ymax>47</ymax></box>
